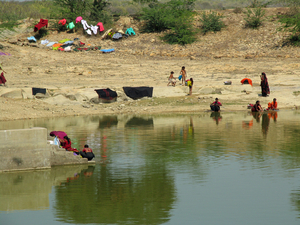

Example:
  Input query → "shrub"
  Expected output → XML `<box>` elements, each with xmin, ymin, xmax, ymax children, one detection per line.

<box><xmin>161</xmin><ymin>17</ymin><xmax>197</xmax><ymax>45</ymax></box>
<box><xmin>244</xmin><ymin>7</ymin><xmax>265</xmax><ymax>29</ymax></box>
<box><xmin>278</xmin><ymin>12</ymin><xmax>300</xmax><ymax>46</ymax></box>
<box><xmin>200</xmin><ymin>11</ymin><xmax>225</xmax><ymax>34</ymax></box>
<box><xmin>233</xmin><ymin>7</ymin><xmax>243</xmax><ymax>14</ymax></box>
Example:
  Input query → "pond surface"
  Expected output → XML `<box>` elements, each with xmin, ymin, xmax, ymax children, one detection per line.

<box><xmin>1</xmin><ymin>111</ymin><xmax>300</xmax><ymax>225</ymax></box>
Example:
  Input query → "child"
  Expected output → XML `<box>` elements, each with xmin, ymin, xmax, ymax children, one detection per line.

<box><xmin>167</xmin><ymin>71</ymin><xmax>176</xmax><ymax>86</ymax></box>
<box><xmin>180</xmin><ymin>66</ymin><xmax>186</xmax><ymax>85</ymax></box>
<box><xmin>187</xmin><ymin>78</ymin><xmax>193</xmax><ymax>95</ymax></box>
<box><xmin>80</xmin><ymin>144</ymin><xmax>95</xmax><ymax>161</ymax></box>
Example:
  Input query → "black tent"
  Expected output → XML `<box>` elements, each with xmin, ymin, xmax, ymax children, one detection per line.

<box><xmin>95</xmin><ymin>88</ymin><xmax>117</xmax><ymax>100</ymax></box>
<box><xmin>122</xmin><ymin>87</ymin><xmax>153</xmax><ymax>100</ymax></box>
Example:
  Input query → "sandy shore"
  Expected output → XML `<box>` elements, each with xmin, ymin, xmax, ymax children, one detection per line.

<box><xmin>0</xmin><ymin>40</ymin><xmax>300</xmax><ymax>122</ymax></box>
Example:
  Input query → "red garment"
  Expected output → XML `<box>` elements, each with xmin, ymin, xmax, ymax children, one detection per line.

<box><xmin>241</xmin><ymin>78</ymin><xmax>253</xmax><ymax>86</ymax></box>
<box><xmin>58</xmin><ymin>19</ymin><xmax>67</xmax><ymax>26</ymax></box>
<box><xmin>83</xmin><ymin>147</ymin><xmax>93</xmax><ymax>153</ymax></box>
<box><xmin>0</xmin><ymin>72</ymin><xmax>6</xmax><ymax>84</ymax></box>
<box><xmin>34</xmin><ymin>19</ymin><xmax>48</xmax><ymax>32</ymax></box>
<box><xmin>61</xmin><ymin>139</ymin><xmax>79</xmax><ymax>153</ymax></box>
<box><xmin>97</xmin><ymin>22</ymin><xmax>104</xmax><ymax>32</ymax></box>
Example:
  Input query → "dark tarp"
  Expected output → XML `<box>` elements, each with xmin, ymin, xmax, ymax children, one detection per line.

<box><xmin>32</xmin><ymin>87</ymin><xmax>46</xmax><ymax>95</ymax></box>
<box><xmin>95</xmin><ymin>88</ymin><xmax>117</xmax><ymax>100</ymax></box>
<box><xmin>123</xmin><ymin>86</ymin><xmax>153</xmax><ymax>100</ymax></box>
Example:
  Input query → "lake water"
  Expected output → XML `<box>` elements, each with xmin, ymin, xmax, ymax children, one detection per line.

<box><xmin>1</xmin><ymin>111</ymin><xmax>300</xmax><ymax>225</ymax></box>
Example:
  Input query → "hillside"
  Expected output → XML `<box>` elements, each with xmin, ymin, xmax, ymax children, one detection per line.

<box><xmin>0</xmin><ymin>7</ymin><xmax>300</xmax><ymax>121</ymax></box>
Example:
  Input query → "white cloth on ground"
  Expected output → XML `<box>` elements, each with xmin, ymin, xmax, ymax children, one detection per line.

<box><xmin>91</xmin><ymin>25</ymin><xmax>98</xmax><ymax>35</ymax></box>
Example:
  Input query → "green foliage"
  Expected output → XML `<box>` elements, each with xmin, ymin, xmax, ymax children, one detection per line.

<box><xmin>53</xmin><ymin>0</ymin><xmax>89</xmax><ymax>21</ymax></box>
<box><xmin>0</xmin><ymin>21</ymin><xmax>20</xmax><ymax>30</ymax></box>
<box><xmin>90</xmin><ymin>0</ymin><xmax>111</xmax><ymax>20</ymax></box>
<box><xmin>199</xmin><ymin>11</ymin><xmax>225</xmax><ymax>35</ymax></box>
<box><xmin>161</xmin><ymin>17</ymin><xmax>197</xmax><ymax>45</ymax></box>
<box><xmin>273</xmin><ymin>0</ymin><xmax>300</xmax><ymax>7</ymax></box>
<box><xmin>244</xmin><ymin>7</ymin><xmax>265</xmax><ymax>29</ymax></box>
<box><xmin>140</xmin><ymin>0</ymin><xmax>195</xmax><ymax>33</ymax></box>
<box><xmin>140</xmin><ymin>0</ymin><xmax>197</xmax><ymax>45</ymax></box>
<box><xmin>278</xmin><ymin>12</ymin><xmax>300</xmax><ymax>46</ymax></box>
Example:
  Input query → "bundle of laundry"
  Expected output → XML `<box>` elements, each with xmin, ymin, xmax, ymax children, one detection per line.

<box><xmin>34</xmin><ymin>19</ymin><xmax>48</xmax><ymax>32</ymax></box>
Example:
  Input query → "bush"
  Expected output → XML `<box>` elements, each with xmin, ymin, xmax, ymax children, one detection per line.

<box><xmin>161</xmin><ymin>17</ymin><xmax>197</xmax><ymax>45</ymax></box>
<box><xmin>233</xmin><ymin>7</ymin><xmax>243</xmax><ymax>14</ymax></box>
<box><xmin>244</xmin><ymin>7</ymin><xmax>265</xmax><ymax>29</ymax></box>
<box><xmin>200</xmin><ymin>11</ymin><xmax>225</xmax><ymax>35</ymax></box>
<box><xmin>278</xmin><ymin>12</ymin><xmax>300</xmax><ymax>46</ymax></box>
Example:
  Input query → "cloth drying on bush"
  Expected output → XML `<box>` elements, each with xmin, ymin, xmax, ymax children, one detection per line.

<box><xmin>67</xmin><ymin>22</ymin><xmax>75</xmax><ymax>29</ymax></box>
<box><xmin>34</xmin><ymin>19</ymin><xmax>48</xmax><ymax>32</ymax></box>
<box><xmin>97</xmin><ymin>22</ymin><xmax>104</xmax><ymax>32</ymax></box>
<box><xmin>76</xmin><ymin>16</ymin><xmax>83</xmax><ymax>23</ymax></box>
<box><xmin>58</xmin><ymin>19</ymin><xmax>67</xmax><ymax>26</ymax></box>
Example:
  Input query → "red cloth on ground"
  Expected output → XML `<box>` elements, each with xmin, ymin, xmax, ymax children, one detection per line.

<box><xmin>0</xmin><ymin>72</ymin><xmax>6</xmax><ymax>84</ymax></box>
<box><xmin>241</xmin><ymin>78</ymin><xmax>252</xmax><ymax>86</ymax></box>
<box><xmin>58</xmin><ymin>19</ymin><xmax>67</xmax><ymax>26</ymax></box>
<box><xmin>34</xmin><ymin>19</ymin><xmax>48</xmax><ymax>32</ymax></box>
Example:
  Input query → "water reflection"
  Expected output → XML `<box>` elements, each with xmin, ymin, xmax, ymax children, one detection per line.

<box><xmin>210</xmin><ymin>112</ymin><xmax>222</xmax><ymax>125</ymax></box>
<box><xmin>54</xmin><ymin>165</ymin><xmax>175</xmax><ymax>224</ymax></box>
<box><xmin>2</xmin><ymin>111</ymin><xmax>300</xmax><ymax>224</ymax></box>
<box><xmin>0</xmin><ymin>165</ymin><xmax>91</xmax><ymax>212</ymax></box>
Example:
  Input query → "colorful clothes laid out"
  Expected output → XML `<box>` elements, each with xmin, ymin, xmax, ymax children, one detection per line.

<box><xmin>52</xmin><ymin>43</ymin><xmax>63</xmax><ymax>50</ymax></box>
<box><xmin>112</xmin><ymin>32</ymin><xmax>123</xmax><ymax>40</ymax></box>
<box><xmin>34</xmin><ymin>19</ymin><xmax>48</xmax><ymax>32</ymax></box>
<box><xmin>59</xmin><ymin>38</ymin><xmax>71</xmax><ymax>43</ymax></box>
<box><xmin>46</xmin><ymin>41</ymin><xmax>57</xmax><ymax>47</ymax></box>
<box><xmin>76</xmin><ymin>16</ymin><xmax>83</xmax><ymax>23</ymax></box>
<box><xmin>73</xmin><ymin>46</ymin><xmax>101</xmax><ymax>51</ymax></box>
<box><xmin>0</xmin><ymin>52</ymin><xmax>11</xmax><ymax>56</ymax></box>
<box><xmin>27</xmin><ymin>36</ymin><xmax>37</xmax><ymax>42</ymax></box>
<box><xmin>81</xmin><ymin>20</ymin><xmax>90</xmax><ymax>30</ymax></box>
<box><xmin>67</xmin><ymin>22</ymin><xmax>75</xmax><ymax>29</ymax></box>
<box><xmin>97</xmin><ymin>22</ymin><xmax>104</xmax><ymax>32</ymax></box>
<box><xmin>0</xmin><ymin>72</ymin><xmax>6</xmax><ymax>85</ymax></box>
<box><xmin>100</xmin><ymin>48</ymin><xmax>115</xmax><ymax>53</ymax></box>
<box><xmin>126</xmin><ymin>27</ymin><xmax>136</xmax><ymax>35</ymax></box>
<box><xmin>58</xmin><ymin>19</ymin><xmax>67</xmax><ymax>26</ymax></box>
<box><xmin>41</xmin><ymin>39</ymin><xmax>49</xmax><ymax>45</ymax></box>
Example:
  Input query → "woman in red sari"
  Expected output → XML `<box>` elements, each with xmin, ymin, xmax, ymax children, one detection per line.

<box><xmin>59</xmin><ymin>136</ymin><xmax>79</xmax><ymax>154</ymax></box>
<box><xmin>260</xmin><ymin>72</ymin><xmax>270</xmax><ymax>97</ymax></box>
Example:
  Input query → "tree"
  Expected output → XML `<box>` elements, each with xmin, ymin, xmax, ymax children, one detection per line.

<box><xmin>53</xmin><ymin>0</ymin><xmax>88</xmax><ymax>21</ymax></box>
<box><xmin>90</xmin><ymin>0</ymin><xmax>110</xmax><ymax>21</ymax></box>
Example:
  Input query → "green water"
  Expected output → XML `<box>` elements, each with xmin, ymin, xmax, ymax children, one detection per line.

<box><xmin>1</xmin><ymin>111</ymin><xmax>300</xmax><ymax>225</ymax></box>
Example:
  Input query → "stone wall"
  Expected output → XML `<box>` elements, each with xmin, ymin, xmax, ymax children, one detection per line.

<box><xmin>0</xmin><ymin>127</ymin><xmax>51</xmax><ymax>172</ymax></box>
<box><xmin>0</xmin><ymin>127</ymin><xmax>92</xmax><ymax>172</ymax></box>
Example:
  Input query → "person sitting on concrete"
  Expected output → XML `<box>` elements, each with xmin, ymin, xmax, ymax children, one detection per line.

<box><xmin>210</xmin><ymin>98</ymin><xmax>222</xmax><ymax>112</ymax></box>
<box><xmin>251</xmin><ymin>100</ymin><xmax>263</xmax><ymax>112</ymax></box>
<box><xmin>79</xmin><ymin>144</ymin><xmax>95</xmax><ymax>161</ymax></box>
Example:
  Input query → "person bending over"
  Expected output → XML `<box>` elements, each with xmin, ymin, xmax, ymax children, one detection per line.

<box><xmin>210</xmin><ymin>98</ymin><xmax>222</xmax><ymax>112</ymax></box>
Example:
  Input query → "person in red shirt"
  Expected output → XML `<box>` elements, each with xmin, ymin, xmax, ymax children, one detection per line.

<box><xmin>80</xmin><ymin>144</ymin><xmax>95</xmax><ymax>161</ymax></box>
<box><xmin>210</xmin><ymin>98</ymin><xmax>222</xmax><ymax>112</ymax></box>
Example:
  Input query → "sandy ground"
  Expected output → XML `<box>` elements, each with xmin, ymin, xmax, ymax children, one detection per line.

<box><xmin>1</xmin><ymin>41</ymin><xmax>300</xmax><ymax>121</ymax></box>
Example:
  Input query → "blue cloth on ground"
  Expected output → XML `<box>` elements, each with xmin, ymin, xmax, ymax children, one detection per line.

<box><xmin>27</xmin><ymin>36</ymin><xmax>37</xmax><ymax>42</ymax></box>
<box><xmin>125</xmin><ymin>27</ymin><xmax>135</xmax><ymax>36</ymax></box>
<box><xmin>178</xmin><ymin>75</ymin><xmax>182</xmax><ymax>80</ymax></box>
<box><xmin>46</xmin><ymin>41</ymin><xmax>57</xmax><ymax>47</ymax></box>
<box><xmin>64</xmin><ymin>41</ymin><xmax>74</xmax><ymax>45</ymax></box>
<box><xmin>100</xmin><ymin>49</ymin><xmax>115</xmax><ymax>53</ymax></box>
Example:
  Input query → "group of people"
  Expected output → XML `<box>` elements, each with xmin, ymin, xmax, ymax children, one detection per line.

<box><xmin>251</xmin><ymin>98</ymin><xmax>277</xmax><ymax>112</ymax></box>
<box><xmin>167</xmin><ymin>66</ymin><xmax>194</xmax><ymax>95</ymax></box>
<box><xmin>50</xmin><ymin>131</ymin><xmax>95</xmax><ymax>161</ymax></box>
